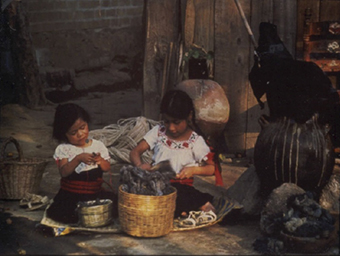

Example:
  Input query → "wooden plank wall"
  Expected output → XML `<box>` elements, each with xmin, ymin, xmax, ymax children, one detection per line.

<box><xmin>215</xmin><ymin>0</ymin><xmax>253</xmax><ymax>155</ymax></box>
<box><xmin>192</xmin><ymin>0</ymin><xmax>215</xmax><ymax>53</ymax></box>
<box><xmin>143</xmin><ymin>0</ymin><xmax>339</xmax><ymax>156</ymax></box>
<box><xmin>143</xmin><ymin>0</ymin><xmax>180</xmax><ymax>120</ymax></box>
<box><xmin>215</xmin><ymin>0</ymin><xmax>297</xmax><ymax>156</ymax></box>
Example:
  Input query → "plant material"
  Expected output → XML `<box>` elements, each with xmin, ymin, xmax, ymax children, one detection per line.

<box><xmin>180</xmin><ymin>44</ymin><xmax>214</xmax><ymax>79</ymax></box>
<box><xmin>182</xmin><ymin>44</ymin><xmax>214</xmax><ymax>63</ymax></box>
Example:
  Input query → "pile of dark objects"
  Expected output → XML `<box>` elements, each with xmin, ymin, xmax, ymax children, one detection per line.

<box><xmin>253</xmin><ymin>183</ymin><xmax>336</xmax><ymax>255</ymax></box>
<box><xmin>248</xmin><ymin>22</ymin><xmax>339</xmax><ymax>254</ymax></box>
<box><xmin>120</xmin><ymin>160</ymin><xmax>176</xmax><ymax>196</ymax></box>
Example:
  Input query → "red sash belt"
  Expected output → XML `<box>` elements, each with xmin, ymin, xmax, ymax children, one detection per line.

<box><xmin>61</xmin><ymin>178</ymin><xmax>103</xmax><ymax>194</ymax></box>
<box><xmin>207</xmin><ymin>151</ymin><xmax>224</xmax><ymax>187</ymax></box>
<box><xmin>170</xmin><ymin>178</ymin><xmax>194</xmax><ymax>186</ymax></box>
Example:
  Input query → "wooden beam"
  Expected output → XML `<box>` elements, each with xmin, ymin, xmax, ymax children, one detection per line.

<box><xmin>142</xmin><ymin>0</ymin><xmax>180</xmax><ymax>120</ymax></box>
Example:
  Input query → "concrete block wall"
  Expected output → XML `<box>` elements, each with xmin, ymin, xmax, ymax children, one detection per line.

<box><xmin>22</xmin><ymin>0</ymin><xmax>144</xmax><ymax>33</ymax></box>
<box><xmin>19</xmin><ymin>0</ymin><xmax>145</xmax><ymax>84</ymax></box>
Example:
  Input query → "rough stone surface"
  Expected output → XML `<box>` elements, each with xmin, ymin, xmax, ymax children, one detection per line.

<box><xmin>225</xmin><ymin>165</ymin><xmax>263</xmax><ymax>215</ymax></box>
<box><xmin>74</xmin><ymin>69</ymin><xmax>131</xmax><ymax>91</ymax></box>
<box><xmin>32</xmin><ymin>28</ymin><xmax>143</xmax><ymax>71</ymax></box>
<box><xmin>319</xmin><ymin>173</ymin><xmax>340</xmax><ymax>213</ymax></box>
<box><xmin>262</xmin><ymin>183</ymin><xmax>306</xmax><ymax>217</ymax></box>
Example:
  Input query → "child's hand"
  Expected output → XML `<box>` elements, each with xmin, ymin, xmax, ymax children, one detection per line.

<box><xmin>176</xmin><ymin>167</ymin><xmax>195</xmax><ymax>179</ymax></box>
<box><xmin>79</xmin><ymin>153</ymin><xmax>97</xmax><ymax>165</ymax></box>
<box><xmin>92</xmin><ymin>152</ymin><xmax>103</xmax><ymax>165</ymax></box>
<box><xmin>137</xmin><ymin>163</ymin><xmax>152</xmax><ymax>171</ymax></box>
<box><xmin>92</xmin><ymin>152</ymin><xmax>111</xmax><ymax>171</ymax></box>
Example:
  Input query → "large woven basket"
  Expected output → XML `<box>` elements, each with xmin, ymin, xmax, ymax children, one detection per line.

<box><xmin>77</xmin><ymin>199</ymin><xmax>113</xmax><ymax>228</ymax></box>
<box><xmin>0</xmin><ymin>137</ymin><xmax>49</xmax><ymax>200</ymax></box>
<box><xmin>118</xmin><ymin>185</ymin><xmax>177</xmax><ymax>237</ymax></box>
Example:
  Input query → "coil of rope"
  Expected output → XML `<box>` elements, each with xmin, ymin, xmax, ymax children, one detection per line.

<box><xmin>89</xmin><ymin>116</ymin><xmax>160</xmax><ymax>164</ymax></box>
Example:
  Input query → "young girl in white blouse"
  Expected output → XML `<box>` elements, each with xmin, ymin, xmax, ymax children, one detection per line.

<box><xmin>130</xmin><ymin>90</ymin><xmax>221</xmax><ymax>218</ymax></box>
<box><xmin>46</xmin><ymin>103</ymin><xmax>117</xmax><ymax>224</ymax></box>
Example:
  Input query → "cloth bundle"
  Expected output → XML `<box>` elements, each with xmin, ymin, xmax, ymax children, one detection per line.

<box><xmin>282</xmin><ymin>193</ymin><xmax>335</xmax><ymax>237</ymax></box>
<box><xmin>119</xmin><ymin>161</ymin><xmax>176</xmax><ymax>196</ymax></box>
<box><xmin>260</xmin><ymin>192</ymin><xmax>335</xmax><ymax>238</ymax></box>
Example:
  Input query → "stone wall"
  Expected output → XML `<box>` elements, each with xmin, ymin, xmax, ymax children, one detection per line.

<box><xmin>20</xmin><ymin>0</ymin><xmax>145</xmax><ymax>96</ymax></box>
<box><xmin>22</xmin><ymin>0</ymin><xmax>143</xmax><ymax>33</ymax></box>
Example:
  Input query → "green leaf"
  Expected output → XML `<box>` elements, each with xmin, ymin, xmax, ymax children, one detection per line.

<box><xmin>192</xmin><ymin>51</ymin><xmax>200</xmax><ymax>59</ymax></box>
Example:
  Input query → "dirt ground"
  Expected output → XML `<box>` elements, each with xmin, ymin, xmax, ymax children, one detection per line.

<box><xmin>0</xmin><ymin>89</ymin><xmax>339</xmax><ymax>255</ymax></box>
<box><xmin>0</xmin><ymin>89</ymin><xmax>258</xmax><ymax>255</ymax></box>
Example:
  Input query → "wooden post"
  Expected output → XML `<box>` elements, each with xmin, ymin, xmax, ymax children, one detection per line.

<box><xmin>215</xmin><ymin>0</ymin><xmax>252</xmax><ymax>155</ymax></box>
<box><xmin>143</xmin><ymin>0</ymin><xmax>180</xmax><ymax>120</ymax></box>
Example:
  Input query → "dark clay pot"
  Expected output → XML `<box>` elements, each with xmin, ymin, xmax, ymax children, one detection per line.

<box><xmin>188</xmin><ymin>58</ymin><xmax>209</xmax><ymax>79</ymax></box>
<box><xmin>254</xmin><ymin>115</ymin><xmax>334</xmax><ymax>197</ymax></box>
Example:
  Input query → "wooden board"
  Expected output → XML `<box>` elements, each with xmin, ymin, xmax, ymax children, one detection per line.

<box><xmin>192</xmin><ymin>0</ymin><xmax>214</xmax><ymax>54</ymax></box>
<box><xmin>320</xmin><ymin>0</ymin><xmax>340</xmax><ymax>21</ymax></box>
<box><xmin>184</xmin><ymin>0</ymin><xmax>195</xmax><ymax>49</ymax></box>
<box><xmin>246</xmin><ymin>0</ymin><xmax>274</xmax><ymax>155</ymax></box>
<box><xmin>215</xmin><ymin>0</ymin><xmax>251</xmax><ymax>154</ymax></box>
<box><xmin>214</xmin><ymin>0</ymin><xmax>298</xmax><ymax>155</ymax></box>
<box><xmin>143</xmin><ymin>0</ymin><xmax>180</xmax><ymax>120</ymax></box>
<box><xmin>272</xmin><ymin>0</ymin><xmax>297</xmax><ymax>56</ymax></box>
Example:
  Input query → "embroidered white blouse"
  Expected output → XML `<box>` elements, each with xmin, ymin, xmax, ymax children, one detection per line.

<box><xmin>53</xmin><ymin>139</ymin><xmax>110</xmax><ymax>174</ymax></box>
<box><xmin>143</xmin><ymin>124</ymin><xmax>210</xmax><ymax>173</ymax></box>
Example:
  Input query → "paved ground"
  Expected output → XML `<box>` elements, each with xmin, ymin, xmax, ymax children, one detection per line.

<box><xmin>0</xmin><ymin>89</ymin><xmax>339</xmax><ymax>255</ymax></box>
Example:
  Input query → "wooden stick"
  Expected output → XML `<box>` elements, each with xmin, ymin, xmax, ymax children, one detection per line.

<box><xmin>233</xmin><ymin>0</ymin><xmax>258</xmax><ymax>49</ymax></box>
<box><xmin>161</xmin><ymin>51</ymin><xmax>169</xmax><ymax>101</ymax></box>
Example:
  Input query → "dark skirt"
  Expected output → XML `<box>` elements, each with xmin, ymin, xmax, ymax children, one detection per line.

<box><xmin>46</xmin><ymin>168</ymin><xmax>118</xmax><ymax>224</ymax></box>
<box><xmin>171</xmin><ymin>182</ymin><xmax>213</xmax><ymax>218</ymax></box>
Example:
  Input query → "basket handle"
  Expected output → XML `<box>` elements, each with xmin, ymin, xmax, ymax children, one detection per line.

<box><xmin>1</xmin><ymin>137</ymin><xmax>23</xmax><ymax>161</ymax></box>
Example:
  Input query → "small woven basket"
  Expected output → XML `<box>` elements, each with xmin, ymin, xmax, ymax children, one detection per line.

<box><xmin>77</xmin><ymin>199</ymin><xmax>113</xmax><ymax>228</ymax></box>
<box><xmin>0</xmin><ymin>137</ymin><xmax>49</xmax><ymax>200</ymax></box>
<box><xmin>118</xmin><ymin>185</ymin><xmax>177</xmax><ymax>237</ymax></box>
<box><xmin>279</xmin><ymin>229</ymin><xmax>338</xmax><ymax>254</ymax></box>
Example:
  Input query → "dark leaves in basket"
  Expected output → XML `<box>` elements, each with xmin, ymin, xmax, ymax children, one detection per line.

<box><xmin>261</xmin><ymin>192</ymin><xmax>335</xmax><ymax>238</ymax></box>
<box><xmin>255</xmin><ymin>191</ymin><xmax>336</xmax><ymax>254</ymax></box>
<box><xmin>120</xmin><ymin>161</ymin><xmax>176</xmax><ymax>196</ymax></box>
<box><xmin>283</xmin><ymin>193</ymin><xmax>335</xmax><ymax>238</ymax></box>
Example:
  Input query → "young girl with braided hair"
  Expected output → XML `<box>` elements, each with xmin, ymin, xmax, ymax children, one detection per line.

<box><xmin>130</xmin><ymin>90</ymin><xmax>222</xmax><ymax>219</ymax></box>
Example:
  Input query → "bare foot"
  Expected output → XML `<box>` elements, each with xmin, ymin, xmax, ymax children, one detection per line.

<box><xmin>200</xmin><ymin>201</ymin><xmax>216</xmax><ymax>213</ymax></box>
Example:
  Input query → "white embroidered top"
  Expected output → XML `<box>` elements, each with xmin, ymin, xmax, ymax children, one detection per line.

<box><xmin>143</xmin><ymin>124</ymin><xmax>210</xmax><ymax>173</ymax></box>
<box><xmin>53</xmin><ymin>139</ymin><xmax>110</xmax><ymax>174</ymax></box>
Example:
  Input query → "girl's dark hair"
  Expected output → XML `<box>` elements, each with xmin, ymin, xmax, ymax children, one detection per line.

<box><xmin>52</xmin><ymin>103</ymin><xmax>91</xmax><ymax>143</ymax></box>
<box><xmin>160</xmin><ymin>89</ymin><xmax>206</xmax><ymax>138</ymax></box>
<box><xmin>160</xmin><ymin>90</ymin><xmax>194</xmax><ymax>120</ymax></box>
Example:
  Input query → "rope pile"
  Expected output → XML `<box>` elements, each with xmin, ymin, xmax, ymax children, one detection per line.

<box><xmin>89</xmin><ymin>116</ymin><xmax>159</xmax><ymax>164</ymax></box>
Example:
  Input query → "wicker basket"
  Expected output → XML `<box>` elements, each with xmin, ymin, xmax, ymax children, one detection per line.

<box><xmin>77</xmin><ymin>199</ymin><xmax>113</xmax><ymax>228</ymax></box>
<box><xmin>118</xmin><ymin>185</ymin><xmax>177</xmax><ymax>237</ymax></box>
<box><xmin>0</xmin><ymin>137</ymin><xmax>49</xmax><ymax>200</ymax></box>
<box><xmin>279</xmin><ymin>229</ymin><xmax>338</xmax><ymax>254</ymax></box>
